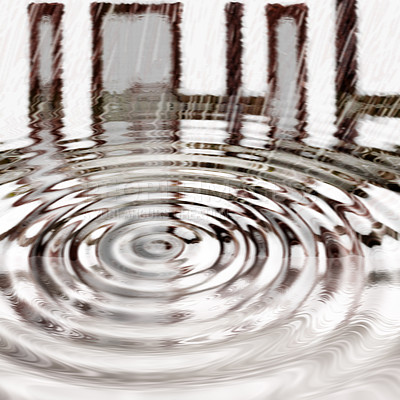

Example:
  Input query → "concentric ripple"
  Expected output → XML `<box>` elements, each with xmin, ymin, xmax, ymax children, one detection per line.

<box><xmin>0</xmin><ymin>128</ymin><xmax>400</xmax><ymax>399</ymax></box>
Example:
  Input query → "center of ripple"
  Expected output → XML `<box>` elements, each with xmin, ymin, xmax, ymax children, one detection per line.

<box><xmin>132</xmin><ymin>233</ymin><xmax>184</xmax><ymax>261</ymax></box>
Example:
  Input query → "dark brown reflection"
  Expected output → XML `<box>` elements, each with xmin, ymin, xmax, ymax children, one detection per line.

<box><xmin>266</xmin><ymin>4</ymin><xmax>308</xmax><ymax>140</ymax></box>
<box><xmin>225</xmin><ymin>2</ymin><xmax>243</xmax><ymax>97</ymax></box>
<box><xmin>28</xmin><ymin>3</ymin><xmax>64</xmax><ymax>129</ymax></box>
<box><xmin>225</xmin><ymin>2</ymin><xmax>244</xmax><ymax>145</ymax></box>
<box><xmin>91</xmin><ymin>3</ymin><xmax>182</xmax><ymax>125</ymax></box>
<box><xmin>335</xmin><ymin>0</ymin><xmax>358</xmax><ymax>142</ymax></box>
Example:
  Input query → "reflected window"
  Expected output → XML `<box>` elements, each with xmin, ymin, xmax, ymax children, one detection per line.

<box><xmin>102</xmin><ymin>13</ymin><xmax>173</xmax><ymax>94</ymax></box>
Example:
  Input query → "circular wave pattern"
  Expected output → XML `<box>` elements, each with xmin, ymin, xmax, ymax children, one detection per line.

<box><xmin>1</xmin><ymin>138</ymin><xmax>400</xmax><ymax>398</ymax></box>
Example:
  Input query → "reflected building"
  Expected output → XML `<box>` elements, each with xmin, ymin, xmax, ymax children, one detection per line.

<box><xmin>28</xmin><ymin>2</ymin><xmax>311</xmax><ymax>146</ymax></box>
<box><xmin>27</xmin><ymin>1</ymin><xmax>400</xmax><ymax>151</ymax></box>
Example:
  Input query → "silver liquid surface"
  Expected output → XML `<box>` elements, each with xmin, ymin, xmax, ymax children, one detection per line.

<box><xmin>0</xmin><ymin>120</ymin><xmax>400</xmax><ymax>399</ymax></box>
